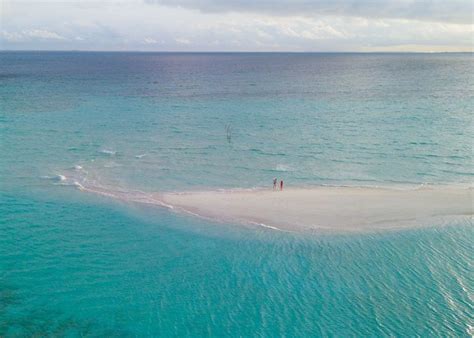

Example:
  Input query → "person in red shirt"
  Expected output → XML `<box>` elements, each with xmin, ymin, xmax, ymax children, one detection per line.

<box><xmin>280</xmin><ymin>180</ymin><xmax>284</xmax><ymax>191</ymax></box>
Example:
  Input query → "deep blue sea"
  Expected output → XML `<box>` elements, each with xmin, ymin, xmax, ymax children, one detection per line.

<box><xmin>1</xmin><ymin>52</ymin><xmax>473</xmax><ymax>336</ymax></box>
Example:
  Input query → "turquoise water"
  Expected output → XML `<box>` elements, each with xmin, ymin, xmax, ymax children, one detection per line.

<box><xmin>1</xmin><ymin>52</ymin><xmax>473</xmax><ymax>336</ymax></box>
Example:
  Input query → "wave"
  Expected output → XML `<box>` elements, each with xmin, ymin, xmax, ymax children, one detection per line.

<box><xmin>275</xmin><ymin>164</ymin><xmax>292</xmax><ymax>172</ymax></box>
<box><xmin>248</xmin><ymin>148</ymin><xmax>286</xmax><ymax>156</ymax></box>
<box><xmin>53</xmin><ymin>167</ymin><xmax>174</xmax><ymax>210</ymax></box>
<box><xmin>248</xmin><ymin>221</ymin><xmax>285</xmax><ymax>231</ymax></box>
<box><xmin>99</xmin><ymin>149</ymin><xmax>116</xmax><ymax>156</ymax></box>
<box><xmin>40</xmin><ymin>174</ymin><xmax>66</xmax><ymax>182</ymax></box>
<box><xmin>262</xmin><ymin>164</ymin><xmax>293</xmax><ymax>173</ymax></box>
<box><xmin>103</xmin><ymin>162</ymin><xmax>122</xmax><ymax>168</ymax></box>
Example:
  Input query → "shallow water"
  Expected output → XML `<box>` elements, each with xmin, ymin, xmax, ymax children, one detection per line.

<box><xmin>1</xmin><ymin>52</ymin><xmax>473</xmax><ymax>336</ymax></box>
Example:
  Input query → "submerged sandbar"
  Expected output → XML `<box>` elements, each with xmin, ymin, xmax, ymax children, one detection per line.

<box><xmin>161</xmin><ymin>186</ymin><xmax>473</xmax><ymax>232</ymax></box>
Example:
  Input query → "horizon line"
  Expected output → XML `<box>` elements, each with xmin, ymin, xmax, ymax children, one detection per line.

<box><xmin>1</xmin><ymin>49</ymin><xmax>472</xmax><ymax>54</ymax></box>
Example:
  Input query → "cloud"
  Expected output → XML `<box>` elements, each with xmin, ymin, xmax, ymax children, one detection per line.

<box><xmin>0</xmin><ymin>0</ymin><xmax>472</xmax><ymax>51</ymax></box>
<box><xmin>24</xmin><ymin>29</ymin><xmax>65</xmax><ymax>40</ymax></box>
<box><xmin>175</xmin><ymin>38</ymin><xmax>191</xmax><ymax>44</ymax></box>
<box><xmin>147</xmin><ymin>0</ymin><xmax>473</xmax><ymax>24</ymax></box>
<box><xmin>143</xmin><ymin>37</ymin><xmax>158</xmax><ymax>44</ymax></box>
<box><xmin>1</xmin><ymin>29</ymin><xmax>65</xmax><ymax>42</ymax></box>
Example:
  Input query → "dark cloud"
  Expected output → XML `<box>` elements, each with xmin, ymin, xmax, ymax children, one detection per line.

<box><xmin>145</xmin><ymin>0</ymin><xmax>473</xmax><ymax>24</ymax></box>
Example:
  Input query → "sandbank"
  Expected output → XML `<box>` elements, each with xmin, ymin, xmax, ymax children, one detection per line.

<box><xmin>161</xmin><ymin>186</ymin><xmax>473</xmax><ymax>232</ymax></box>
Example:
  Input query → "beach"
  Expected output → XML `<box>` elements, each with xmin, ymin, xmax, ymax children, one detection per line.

<box><xmin>161</xmin><ymin>186</ymin><xmax>473</xmax><ymax>232</ymax></box>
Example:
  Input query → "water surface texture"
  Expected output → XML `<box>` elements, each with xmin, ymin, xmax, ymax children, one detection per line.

<box><xmin>1</xmin><ymin>52</ymin><xmax>473</xmax><ymax>336</ymax></box>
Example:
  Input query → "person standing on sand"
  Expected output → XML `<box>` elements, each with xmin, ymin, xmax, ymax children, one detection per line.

<box><xmin>273</xmin><ymin>178</ymin><xmax>277</xmax><ymax>190</ymax></box>
<box><xmin>280</xmin><ymin>180</ymin><xmax>284</xmax><ymax>191</ymax></box>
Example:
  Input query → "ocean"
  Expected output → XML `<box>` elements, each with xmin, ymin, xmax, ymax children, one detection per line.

<box><xmin>1</xmin><ymin>52</ymin><xmax>473</xmax><ymax>336</ymax></box>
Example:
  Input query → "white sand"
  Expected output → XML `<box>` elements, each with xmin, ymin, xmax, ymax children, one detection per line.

<box><xmin>161</xmin><ymin>186</ymin><xmax>473</xmax><ymax>232</ymax></box>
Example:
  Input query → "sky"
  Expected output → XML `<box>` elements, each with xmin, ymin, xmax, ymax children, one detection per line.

<box><xmin>1</xmin><ymin>0</ymin><xmax>473</xmax><ymax>52</ymax></box>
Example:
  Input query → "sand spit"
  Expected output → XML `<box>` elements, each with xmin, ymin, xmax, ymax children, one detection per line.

<box><xmin>161</xmin><ymin>186</ymin><xmax>473</xmax><ymax>232</ymax></box>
